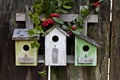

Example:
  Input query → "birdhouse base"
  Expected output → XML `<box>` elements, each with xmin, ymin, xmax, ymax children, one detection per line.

<box><xmin>18</xmin><ymin>57</ymin><xmax>34</xmax><ymax>64</ymax></box>
<box><xmin>78</xmin><ymin>57</ymin><xmax>93</xmax><ymax>64</ymax></box>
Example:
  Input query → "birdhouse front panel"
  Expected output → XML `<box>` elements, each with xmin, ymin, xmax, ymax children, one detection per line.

<box><xmin>45</xmin><ymin>28</ymin><xmax>67</xmax><ymax>66</ymax></box>
<box><xmin>75</xmin><ymin>36</ymin><xmax>97</xmax><ymax>66</ymax></box>
<box><xmin>15</xmin><ymin>41</ymin><xmax>38</xmax><ymax>66</ymax></box>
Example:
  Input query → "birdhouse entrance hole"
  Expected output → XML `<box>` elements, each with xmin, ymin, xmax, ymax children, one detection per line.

<box><xmin>23</xmin><ymin>45</ymin><xmax>29</xmax><ymax>51</ymax></box>
<box><xmin>83</xmin><ymin>45</ymin><xmax>89</xmax><ymax>52</ymax></box>
<box><xmin>52</xmin><ymin>35</ymin><xmax>59</xmax><ymax>42</ymax></box>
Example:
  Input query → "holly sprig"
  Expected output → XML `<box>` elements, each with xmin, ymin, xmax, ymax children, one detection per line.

<box><xmin>28</xmin><ymin>0</ymin><xmax>74</xmax><ymax>48</ymax></box>
<box><xmin>91</xmin><ymin>0</ymin><xmax>103</xmax><ymax>12</ymax></box>
<box><xmin>28</xmin><ymin>0</ymin><xmax>75</xmax><ymax>36</ymax></box>
<box><xmin>28</xmin><ymin>0</ymin><xmax>103</xmax><ymax>48</ymax></box>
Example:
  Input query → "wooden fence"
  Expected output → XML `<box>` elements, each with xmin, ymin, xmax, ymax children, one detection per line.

<box><xmin>0</xmin><ymin>0</ymin><xmax>119</xmax><ymax>80</ymax></box>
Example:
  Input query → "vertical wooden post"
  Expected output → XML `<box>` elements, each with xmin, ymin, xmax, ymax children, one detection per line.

<box><xmin>110</xmin><ymin>0</ymin><xmax>120</xmax><ymax>80</ymax></box>
<box><xmin>80</xmin><ymin>5</ymin><xmax>88</xmax><ymax>36</ymax></box>
<box><xmin>88</xmin><ymin>0</ymin><xmax>110</xmax><ymax>80</ymax></box>
<box><xmin>0</xmin><ymin>0</ymin><xmax>17</xmax><ymax>80</ymax></box>
<box><xmin>83</xmin><ymin>21</ymin><xmax>88</xmax><ymax>36</ymax></box>
<box><xmin>26</xmin><ymin>5</ymin><xmax>33</xmax><ymax>29</ymax></box>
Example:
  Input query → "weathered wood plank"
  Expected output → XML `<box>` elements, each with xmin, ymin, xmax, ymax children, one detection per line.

<box><xmin>16</xmin><ymin>12</ymin><xmax>113</xmax><ymax>22</ymax></box>
<box><xmin>16</xmin><ymin>13</ymin><xmax>26</xmax><ymax>21</ymax></box>
<box><xmin>80</xmin><ymin>6</ymin><xmax>88</xmax><ymax>36</ymax></box>
<box><xmin>0</xmin><ymin>0</ymin><xmax>47</xmax><ymax>80</ymax></box>
<box><xmin>87</xmin><ymin>15</ymin><xmax>98</xmax><ymax>23</ymax></box>
<box><xmin>110</xmin><ymin>0</ymin><xmax>120</xmax><ymax>80</ymax></box>
<box><xmin>87</xmin><ymin>0</ymin><xmax>110</xmax><ymax>80</ymax></box>
<box><xmin>25</xmin><ymin>5</ymin><xmax>33</xmax><ymax>29</ymax></box>
<box><xmin>83</xmin><ymin>21</ymin><xmax>88</xmax><ymax>36</ymax></box>
<box><xmin>60</xmin><ymin>14</ymin><xmax>79</xmax><ymax>22</ymax></box>
<box><xmin>16</xmin><ymin>13</ymin><xmax>98</xmax><ymax>23</ymax></box>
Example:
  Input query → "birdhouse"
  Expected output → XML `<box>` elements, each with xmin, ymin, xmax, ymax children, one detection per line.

<box><xmin>43</xmin><ymin>25</ymin><xmax>69</xmax><ymax>66</ymax></box>
<box><xmin>12</xmin><ymin>29</ymin><xmax>39</xmax><ymax>66</ymax></box>
<box><xmin>75</xmin><ymin>34</ymin><xmax>99</xmax><ymax>66</ymax></box>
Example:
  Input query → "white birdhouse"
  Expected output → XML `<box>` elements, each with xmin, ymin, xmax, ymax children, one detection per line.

<box><xmin>43</xmin><ymin>25</ymin><xmax>69</xmax><ymax>66</ymax></box>
<box><xmin>12</xmin><ymin>29</ymin><xmax>39</xmax><ymax>66</ymax></box>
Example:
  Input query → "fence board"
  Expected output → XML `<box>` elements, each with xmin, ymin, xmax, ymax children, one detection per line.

<box><xmin>0</xmin><ymin>0</ymin><xmax>111</xmax><ymax>80</ymax></box>
<box><xmin>16</xmin><ymin>13</ymin><xmax>98</xmax><ymax>23</ymax></box>
<box><xmin>110</xmin><ymin>0</ymin><xmax>120</xmax><ymax>80</ymax></box>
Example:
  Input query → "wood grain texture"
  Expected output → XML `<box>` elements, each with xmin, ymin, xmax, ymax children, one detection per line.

<box><xmin>87</xmin><ymin>0</ymin><xmax>110</xmax><ymax>80</ymax></box>
<box><xmin>110</xmin><ymin>0</ymin><xmax>120</xmax><ymax>80</ymax></box>
<box><xmin>25</xmin><ymin>5</ymin><xmax>33</xmax><ymax>29</ymax></box>
<box><xmin>16</xmin><ymin>13</ymin><xmax>98</xmax><ymax>23</ymax></box>
<box><xmin>0</xmin><ymin>0</ymin><xmax>110</xmax><ymax>80</ymax></box>
<box><xmin>0</xmin><ymin>0</ymin><xmax>47</xmax><ymax>80</ymax></box>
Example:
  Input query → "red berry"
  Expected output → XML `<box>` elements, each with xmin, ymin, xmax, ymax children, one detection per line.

<box><xmin>93</xmin><ymin>1</ymin><xmax>101</xmax><ymax>7</ymax></box>
<box><xmin>97</xmin><ymin>2</ymin><xmax>101</xmax><ymax>6</ymax></box>
<box><xmin>93</xmin><ymin>3</ymin><xmax>97</xmax><ymax>7</ymax></box>
<box><xmin>66</xmin><ymin>31</ymin><xmax>72</xmax><ymax>36</ymax></box>
<box><xmin>47</xmin><ymin>19</ymin><xmax>54</xmax><ymax>24</ymax></box>
<box><xmin>41</xmin><ymin>20</ymin><xmax>48</xmax><ymax>27</ymax></box>
<box><xmin>42</xmin><ymin>23</ymin><xmax>48</xmax><ymax>27</ymax></box>
<box><xmin>41</xmin><ymin>18</ymin><xmax>54</xmax><ymax>27</ymax></box>
<box><xmin>71</xmin><ymin>25</ymin><xmax>77</xmax><ymax>30</ymax></box>
<box><xmin>50</xmin><ymin>13</ymin><xmax>60</xmax><ymax>18</ymax></box>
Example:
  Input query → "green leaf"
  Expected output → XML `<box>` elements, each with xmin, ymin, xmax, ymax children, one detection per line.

<box><xmin>34</xmin><ymin>26</ymin><xmax>44</xmax><ymax>34</ymax></box>
<box><xmin>80</xmin><ymin>8</ymin><xmax>90</xmax><ymax>18</ymax></box>
<box><xmin>30</xmin><ymin>14</ymin><xmax>40</xmax><ymax>25</ymax></box>
<box><xmin>31</xmin><ymin>41</ymin><xmax>40</xmax><ymax>49</ymax></box>
<box><xmin>63</xmin><ymin>0</ymin><xmax>75</xmax><ymax>6</ymax></box>
<box><xmin>62</xmin><ymin>5</ymin><xmax>72</xmax><ymax>9</ymax></box>
<box><xmin>73</xmin><ymin>17</ymin><xmax>83</xmax><ymax>26</ymax></box>
<box><xmin>34</xmin><ymin>19</ymin><xmax>40</xmax><ymax>26</ymax></box>
<box><xmin>50</xmin><ymin>1</ymin><xmax>57</xmax><ymax>13</ymax></box>
<box><xmin>52</xmin><ymin>17</ymin><xmax>64</xmax><ymax>24</ymax></box>
<box><xmin>29</xmin><ymin>13</ymin><xmax>33</xmax><ymax>18</ymax></box>
<box><xmin>67</xmin><ymin>22</ymin><xmax>72</xmax><ymax>26</ymax></box>
<box><xmin>27</xmin><ymin>30</ymin><xmax>35</xmax><ymax>37</ymax></box>
<box><xmin>62</xmin><ymin>25</ymin><xmax>68</xmax><ymax>30</ymax></box>
<box><xmin>96</xmin><ymin>7</ymin><xmax>100</xmax><ymax>12</ymax></box>
<box><xmin>44</xmin><ymin>1</ymin><xmax>51</xmax><ymax>17</ymax></box>
<box><xmin>99</xmin><ymin>0</ymin><xmax>104</xmax><ymax>2</ymax></box>
<box><xmin>72</xmin><ymin>29</ymin><xmax>83</xmax><ymax>35</ymax></box>
<box><xmin>77</xmin><ymin>27</ymin><xmax>83</xmax><ymax>31</ymax></box>
<box><xmin>60</xmin><ymin>9</ymin><xmax>69</xmax><ymax>13</ymax></box>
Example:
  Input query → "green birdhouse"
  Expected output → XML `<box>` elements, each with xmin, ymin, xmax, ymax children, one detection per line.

<box><xmin>75</xmin><ymin>34</ymin><xmax>99</xmax><ymax>66</ymax></box>
<box><xmin>12</xmin><ymin>29</ymin><xmax>39</xmax><ymax>66</ymax></box>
